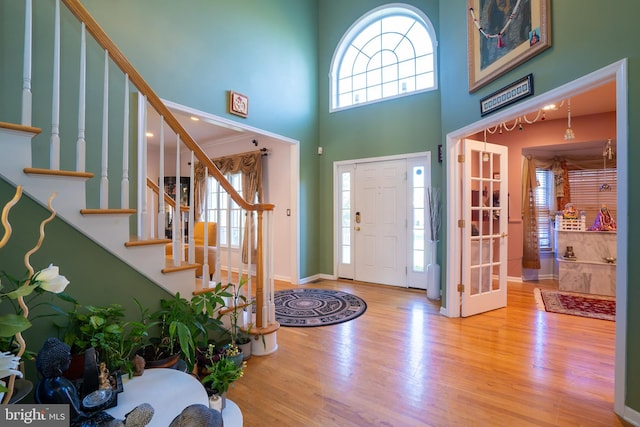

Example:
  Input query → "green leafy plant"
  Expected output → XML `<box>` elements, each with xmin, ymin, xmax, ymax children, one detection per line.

<box><xmin>145</xmin><ymin>284</ymin><xmax>230</xmax><ymax>372</ymax></box>
<box><xmin>60</xmin><ymin>300</ymin><xmax>152</xmax><ymax>376</ymax></box>
<box><xmin>200</xmin><ymin>343</ymin><xmax>245</xmax><ymax>395</ymax></box>
<box><xmin>224</xmin><ymin>279</ymin><xmax>253</xmax><ymax>346</ymax></box>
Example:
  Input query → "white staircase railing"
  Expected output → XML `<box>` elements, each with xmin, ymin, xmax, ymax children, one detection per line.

<box><xmin>5</xmin><ymin>0</ymin><xmax>277</xmax><ymax>335</ymax></box>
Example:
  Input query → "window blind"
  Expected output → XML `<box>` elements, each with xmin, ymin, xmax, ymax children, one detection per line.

<box><xmin>567</xmin><ymin>169</ymin><xmax>617</xmax><ymax>225</ymax></box>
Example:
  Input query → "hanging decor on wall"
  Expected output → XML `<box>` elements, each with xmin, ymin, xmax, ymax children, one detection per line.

<box><xmin>467</xmin><ymin>0</ymin><xmax>551</xmax><ymax>92</ymax></box>
<box><xmin>228</xmin><ymin>91</ymin><xmax>249</xmax><ymax>118</ymax></box>
<box><xmin>480</xmin><ymin>73</ymin><xmax>533</xmax><ymax>116</ymax></box>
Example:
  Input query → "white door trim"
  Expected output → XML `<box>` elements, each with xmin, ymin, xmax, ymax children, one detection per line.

<box><xmin>159</xmin><ymin>99</ymin><xmax>301</xmax><ymax>285</ymax></box>
<box><xmin>444</xmin><ymin>59</ymin><xmax>628</xmax><ymax>420</ymax></box>
<box><xmin>333</xmin><ymin>151</ymin><xmax>430</xmax><ymax>283</ymax></box>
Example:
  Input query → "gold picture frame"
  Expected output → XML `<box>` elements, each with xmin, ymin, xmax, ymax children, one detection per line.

<box><xmin>228</xmin><ymin>91</ymin><xmax>249</xmax><ymax>118</ymax></box>
<box><xmin>467</xmin><ymin>0</ymin><xmax>550</xmax><ymax>93</ymax></box>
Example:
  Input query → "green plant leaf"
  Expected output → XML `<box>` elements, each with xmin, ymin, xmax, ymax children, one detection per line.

<box><xmin>0</xmin><ymin>314</ymin><xmax>31</xmax><ymax>337</ymax></box>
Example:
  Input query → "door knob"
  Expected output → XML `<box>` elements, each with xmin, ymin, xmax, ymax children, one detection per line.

<box><xmin>355</xmin><ymin>226</ymin><xmax>361</xmax><ymax>231</ymax></box>
<box><xmin>501</xmin><ymin>232</ymin><xmax>508</xmax><ymax>238</ymax></box>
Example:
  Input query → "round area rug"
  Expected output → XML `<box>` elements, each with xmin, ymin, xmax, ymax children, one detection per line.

<box><xmin>274</xmin><ymin>288</ymin><xmax>367</xmax><ymax>327</ymax></box>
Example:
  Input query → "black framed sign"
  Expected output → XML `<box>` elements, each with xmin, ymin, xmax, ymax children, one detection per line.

<box><xmin>480</xmin><ymin>73</ymin><xmax>533</xmax><ymax>116</ymax></box>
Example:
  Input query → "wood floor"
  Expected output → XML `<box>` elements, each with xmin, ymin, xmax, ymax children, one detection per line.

<box><xmin>229</xmin><ymin>279</ymin><xmax>626</xmax><ymax>426</ymax></box>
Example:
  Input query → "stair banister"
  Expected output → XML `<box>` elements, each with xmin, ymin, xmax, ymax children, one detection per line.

<box><xmin>61</xmin><ymin>0</ymin><xmax>274</xmax><ymax>214</ymax></box>
<box><xmin>50</xmin><ymin>0</ymin><xmax>61</xmax><ymax>170</ymax></box>
<box><xmin>76</xmin><ymin>23</ymin><xmax>87</xmax><ymax>173</ymax></box>
<box><xmin>22</xmin><ymin>0</ymin><xmax>33</xmax><ymax>126</ymax></box>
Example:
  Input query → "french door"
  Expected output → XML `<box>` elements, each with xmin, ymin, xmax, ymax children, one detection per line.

<box><xmin>460</xmin><ymin>139</ymin><xmax>508</xmax><ymax>316</ymax></box>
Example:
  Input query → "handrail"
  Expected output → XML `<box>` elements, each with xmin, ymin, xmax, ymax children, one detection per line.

<box><xmin>62</xmin><ymin>0</ymin><xmax>274</xmax><ymax>214</ymax></box>
<box><xmin>146</xmin><ymin>177</ymin><xmax>188</xmax><ymax>213</ymax></box>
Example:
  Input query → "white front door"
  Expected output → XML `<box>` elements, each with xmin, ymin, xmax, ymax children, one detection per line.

<box><xmin>353</xmin><ymin>159</ymin><xmax>407</xmax><ymax>286</ymax></box>
<box><xmin>460</xmin><ymin>139</ymin><xmax>509</xmax><ymax>316</ymax></box>
<box><xmin>336</xmin><ymin>155</ymin><xmax>430</xmax><ymax>288</ymax></box>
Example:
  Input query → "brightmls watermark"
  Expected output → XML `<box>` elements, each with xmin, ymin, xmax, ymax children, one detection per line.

<box><xmin>1</xmin><ymin>405</ymin><xmax>69</xmax><ymax>426</ymax></box>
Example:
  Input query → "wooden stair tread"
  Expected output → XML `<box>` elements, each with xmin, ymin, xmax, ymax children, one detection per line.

<box><xmin>125</xmin><ymin>237</ymin><xmax>171</xmax><ymax>247</ymax></box>
<box><xmin>193</xmin><ymin>283</ymin><xmax>232</xmax><ymax>295</ymax></box>
<box><xmin>80</xmin><ymin>208</ymin><xmax>136</xmax><ymax>215</ymax></box>
<box><xmin>219</xmin><ymin>301</ymin><xmax>254</xmax><ymax>316</ymax></box>
<box><xmin>24</xmin><ymin>167</ymin><xmax>94</xmax><ymax>179</ymax></box>
<box><xmin>0</xmin><ymin>121</ymin><xmax>41</xmax><ymax>135</ymax></box>
<box><xmin>248</xmin><ymin>321</ymin><xmax>280</xmax><ymax>335</ymax></box>
<box><xmin>161</xmin><ymin>261</ymin><xmax>200</xmax><ymax>274</ymax></box>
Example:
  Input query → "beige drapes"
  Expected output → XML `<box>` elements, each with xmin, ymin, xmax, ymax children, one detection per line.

<box><xmin>522</xmin><ymin>156</ymin><xmax>541</xmax><ymax>269</ymax></box>
<box><xmin>193</xmin><ymin>151</ymin><xmax>263</xmax><ymax>264</ymax></box>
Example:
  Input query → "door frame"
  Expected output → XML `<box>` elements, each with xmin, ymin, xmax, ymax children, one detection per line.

<box><xmin>333</xmin><ymin>151</ymin><xmax>431</xmax><ymax>286</ymax></box>
<box><xmin>443</xmin><ymin>60</ymin><xmax>628</xmax><ymax>417</ymax></box>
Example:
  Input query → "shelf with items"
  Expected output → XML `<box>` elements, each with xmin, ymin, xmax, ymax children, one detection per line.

<box><xmin>554</xmin><ymin>227</ymin><xmax>616</xmax><ymax>296</ymax></box>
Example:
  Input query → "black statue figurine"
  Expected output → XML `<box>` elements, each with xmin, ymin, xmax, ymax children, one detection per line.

<box><xmin>34</xmin><ymin>338</ymin><xmax>88</xmax><ymax>421</ymax></box>
<box><xmin>34</xmin><ymin>338</ymin><xmax>153</xmax><ymax>427</ymax></box>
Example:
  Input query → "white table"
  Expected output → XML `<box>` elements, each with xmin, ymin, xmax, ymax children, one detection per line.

<box><xmin>104</xmin><ymin>368</ymin><xmax>242</xmax><ymax>426</ymax></box>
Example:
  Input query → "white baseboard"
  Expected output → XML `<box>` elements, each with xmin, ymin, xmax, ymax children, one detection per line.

<box><xmin>623</xmin><ymin>405</ymin><xmax>640</xmax><ymax>426</ymax></box>
<box><xmin>298</xmin><ymin>273</ymin><xmax>334</xmax><ymax>285</ymax></box>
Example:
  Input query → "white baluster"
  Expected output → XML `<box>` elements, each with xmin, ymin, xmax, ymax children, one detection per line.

<box><xmin>50</xmin><ymin>0</ymin><xmax>61</xmax><ymax>170</ymax></box>
<box><xmin>157</xmin><ymin>116</ymin><xmax>165</xmax><ymax>239</ymax></box>
<box><xmin>100</xmin><ymin>49</ymin><xmax>109</xmax><ymax>208</ymax></box>
<box><xmin>76</xmin><ymin>23</ymin><xmax>86</xmax><ymax>172</ymax></box>
<box><xmin>188</xmin><ymin>151</ymin><xmax>195</xmax><ymax>264</ymax></box>
<box><xmin>136</xmin><ymin>95</ymin><xmax>147</xmax><ymax>239</ymax></box>
<box><xmin>22</xmin><ymin>0</ymin><xmax>32</xmax><ymax>126</ymax></box>
<box><xmin>200</xmin><ymin>167</ymin><xmax>210</xmax><ymax>289</ymax></box>
<box><xmin>214</xmin><ymin>183</ymin><xmax>221</xmax><ymax>284</ymax></box>
<box><xmin>172</xmin><ymin>135</ymin><xmax>181</xmax><ymax>265</ymax></box>
<box><xmin>121</xmin><ymin>76</ymin><xmax>129</xmax><ymax>209</ymax></box>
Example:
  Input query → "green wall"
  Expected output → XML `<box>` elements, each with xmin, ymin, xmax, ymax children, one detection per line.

<box><xmin>0</xmin><ymin>180</ymin><xmax>171</xmax><ymax>387</ymax></box>
<box><xmin>0</xmin><ymin>0</ymin><xmax>320</xmax><ymax>278</ymax></box>
<box><xmin>1</xmin><ymin>0</ymin><xmax>638</xmax><ymax>415</ymax></box>
<box><xmin>317</xmin><ymin>0</ymin><xmax>442</xmax><ymax>273</ymax></box>
<box><xmin>438</xmin><ymin>0</ymin><xmax>640</xmax><ymax>412</ymax></box>
<box><xmin>80</xmin><ymin>0</ymin><xmax>321</xmax><ymax>279</ymax></box>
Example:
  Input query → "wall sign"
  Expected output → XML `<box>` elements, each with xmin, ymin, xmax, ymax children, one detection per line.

<box><xmin>480</xmin><ymin>73</ymin><xmax>533</xmax><ymax>116</ymax></box>
<box><xmin>228</xmin><ymin>91</ymin><xmax>249</xmax><ymax>118</ymax></box>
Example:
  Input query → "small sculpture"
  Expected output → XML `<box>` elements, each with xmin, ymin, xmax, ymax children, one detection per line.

<box><xmin>168</xmin><ymin>404</ymin><xmax>223</xmax><ymax>427</ymax></box>
<box><xmin>34</xmin><ymin>338</ymin><xmax>153</xmax><ymax>427</ymax></box>
<box><xmin>34</xmin><ymin>337</ymin><xmax>88</xmax><ymax>422</ymax></box>
<box><xmin>133</xmin><ymin>354</ymin><xmax>146</xmax><ymax>377</ymax></box>
<box><xmin>98</xmin><ymin>363</ymin><xmax>112</xmax><ymax>390</ymax></box>
<box><xmin>588</xmin><ymin>205</ymin><xmax>617</xmax><ymax>231</ymax></box>
<box><xmin>562</xmin><ymin>203</ymin><xmax>578</xmax><ymax>219</ymax></box>
<box><xmin>564</xmin><ymin>246</ymin><xmax>576</xmax><ymax>259</ymax></box>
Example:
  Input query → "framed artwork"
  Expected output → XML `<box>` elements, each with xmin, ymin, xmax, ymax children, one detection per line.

<box><xmin>228</xmin><ymin>91</ymin><xmax>249</xmax><ymax>118</ymax></box>
<box><xmin>480</xmin><ymin>73</ymin><xmax>533</xmax><ymax>116</ymax></box>
<box><xmin>467</xmin><ymin>0</ymin><xmax>550</xmax><ymax>93</ymax></box>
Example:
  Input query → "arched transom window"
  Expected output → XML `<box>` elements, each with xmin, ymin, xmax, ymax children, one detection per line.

<box><xmin>330</xmin><ymin>4</ymin><xmax>437</xmax><ymax>111</ymax></box>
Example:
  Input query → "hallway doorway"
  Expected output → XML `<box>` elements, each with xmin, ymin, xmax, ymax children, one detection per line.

<box><xmin>444</xmin><ymin>60</ymin><xmax>628</xmax><ymax>415</ymax></box>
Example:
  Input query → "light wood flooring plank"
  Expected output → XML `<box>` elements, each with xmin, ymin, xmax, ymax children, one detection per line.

<box><xmin>228</xmin><ymin>280</ymin><xmax>627</xmax><ymax>427</ymax></box>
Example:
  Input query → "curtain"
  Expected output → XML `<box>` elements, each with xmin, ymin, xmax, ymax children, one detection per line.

<box><xmin>194</xmin><ymin>151</ymin><xmax>263</xmax><ymax>264</ymax></box>
<box><xmin>522</xmin><ymin>156</ymin><xmax>541</xmax><ymax>269</ymax></box>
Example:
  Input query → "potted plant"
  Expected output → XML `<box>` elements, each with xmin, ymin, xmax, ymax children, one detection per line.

<box><xmin>142</xmin><ymin>284</ymin><xmax>230</xmax><ymax>372</ymax></box>
<box><xmin>60</xmin><ymin>300</ymin><xmax>151</xmax><ymax>378</ymax></box>
<box><xmin>199</xmin><ymin>343</ymin><xmax>245</xmax><ymax>410</ymax></box>
<box><xmin>224</xmin><ymin>279</ymin><xmax>254</xmax><ymax>360</ymax></box>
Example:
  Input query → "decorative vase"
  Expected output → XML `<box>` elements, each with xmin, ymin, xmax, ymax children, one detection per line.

<box><xmin>227</xmin><ymin>350</ymin><xmax>244</xmax><ymax>368</ymax></box>
<box><xmin>426</xmin><ymin>240</ymin><xmax>441</xmax><ymax>300</ymax></box>
<box><xmin>238</xmin><ymin>341</ymin><xmax>252</xmax><ymax>361</ymax></box>
<box><xmin>207</xmin><ymin>390</ymin><xmax>226</xmax><ymax>411</ymax></box>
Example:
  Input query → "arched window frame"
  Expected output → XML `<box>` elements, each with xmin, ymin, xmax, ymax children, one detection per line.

<box><xmin>329</xmin><ymin>4</ymin><xmax>438</xmax><ymax>112</ymax></box>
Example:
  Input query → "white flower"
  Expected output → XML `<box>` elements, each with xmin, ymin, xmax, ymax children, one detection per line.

<box><xmin>34</xmin><ymin>264</ymin><xmax>69</xmax><ymax>294</ymax></box>
<box><xmin>0</xmin><ymin>351</ymin><xmax>22</xmax><ymax>379</ymax></box>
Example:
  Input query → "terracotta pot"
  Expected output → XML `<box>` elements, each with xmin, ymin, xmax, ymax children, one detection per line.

<box><xmin>141</xmin><ymin>351</ymin><xmax>180</xmax><ymax>369</ymax></box>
